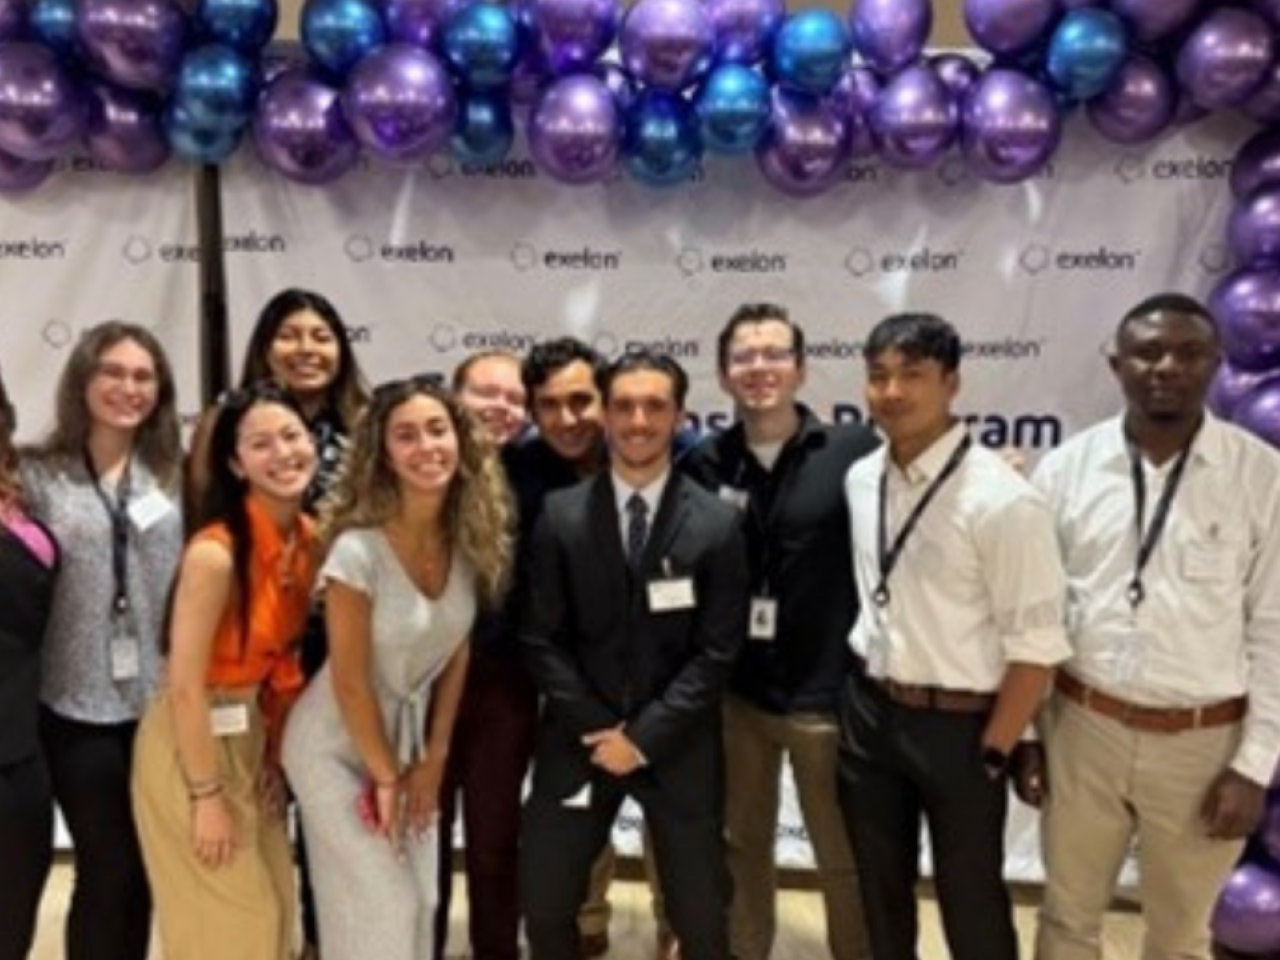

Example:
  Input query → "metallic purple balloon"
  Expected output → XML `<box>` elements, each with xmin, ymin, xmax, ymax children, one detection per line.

<box><xmin>254</xmin><ymin>68</ymin><xmax>359</xmax><ymax>184</ymax></box>
<box><xmin>1232</xmin><ymin>378</ymin><xmax>1280</xmax><ymax>450</ymax></box>
<box><xmin>931</xmin><ymin>53</ymin><xmax>980</xmax><ymax>100</ymax></box>
<box><xmin>0</xmin><ymin>42</ymin><xmax>87</xmax><ymax>160</ymax></box>
<box><xmin>1176</xmin><ymin>7</ymin><xmax>1274</xmax><ymax>110</ymax></box>
<box><xmin>963</xmin><ymin>0</ymin><xmax>1059</xmax><ymax>58</ymax></box>
<box><xmin>76</xmin><ymin>0</ymin><xmax>188</xmax><ymax>92</ymax></box>
<box><xmin>870</xmin><ymin>64</ymin><xmax>957</xmax><ymax>170</ymax></box>
<box><xmin>1208</xmin><ymin>362</ymin><xmax>1277</xmax><ymax>419</ymax></box>
<box><xmin>1242</xmin><ymin>59</ymin><xmax>1280</xmax><ymax>125</ymax></box>
<box><xmin>509</xmin><ymin>49</ymin><xmax>551</xmax><ymax>106</ymax></box>
<box><xmin>706</xmin><ymin>0</ymin><xmax>783</xmax><ymax>65</ymax></box>
<box><xmin>384</xmin><ymin>0</ymin><xmax>467</xmax><ymax>51</ymax></box>
<box><xmin>962</xmin><ymin>68</ymin><xmax>1061</xmax><ymax>184</ymax></box>
<box><xmin>620</xmin><ymin>0</ymin><xmax>714</xmax><ymax>91</ymax></box>
<box><xmin>527</xmin><ymin>73</ymin><xmax>619</xmax><ymax>184</ymax></box>
<box><xmin>1086</xmin><ymin>54</ymin><xmax>1174</xmax><ymax>146</ymax></box>
<box><xmin>1110</xmin><ymin>0</ymin><xmax>1200</xmax><ymax>45</ymax></box>
<box><xmin>85</xmin><ymin>80</ymin><xmax>170</xmax><ymax>172</ymax></box>
<box><xmin>0</xmin><ymin>0</ymin><xmax>24</xmax><ymax>41</ymax></box>
<box><xmin>1210</xmin><ymin>267</ymin><xmax>1280</xmax><ymax>372</ymax></box>
<box><xmin>1213</xmin><ymin>863</ymin><xmax>1280</xmax><ymax>954</ymax></box>
<box><xmin>849</xmin><ymin>0</ymin><xmax>930</xmax><ymax>75</ymax></box>
<box><xmin>525</xmin><ymin>0</ymin><xmax>618</xmax><ymax>76</ymax></box>
<box><xmin>755</xmin><ymin>88</ymin><xmax>849</xmax><ymax>197</ymax></box>
<box><xmin>1230</xmin><ymin>188</ymin><xmax>1280</xmax><ymax>267</ymax></box>
<box><xmin>830</xmin><ymin>65</ymin><xmax>880</xmax><ymax>158</ymax></box>
<box><xmin>341</xmin><ymin>44</ymin><xmax>457</xmax><ymax>164</ymax></box>
<box><xmin>1234</xmin><ymin>129</ymin><xmax>1280</xmax><ymax>203</ymax></box>
<box><xmin>0</xmin><ymin>147</ymin><xmax>53</xmax><ymax>191</ymax></box>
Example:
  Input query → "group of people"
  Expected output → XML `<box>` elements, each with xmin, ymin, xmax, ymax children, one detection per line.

<box><xmin>0</xmin><ymin>288</ymin><xmax>1275</xmax><ymax>960</ymax></box>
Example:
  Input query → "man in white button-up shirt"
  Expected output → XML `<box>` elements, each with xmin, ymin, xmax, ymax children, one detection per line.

<box><xmin>837</xmin><ymin>313</ymin><xmax>1071</xmax><ymax>960</ymax></box>
<box><xmin>1027</xmin><ymin>293</ymin><xmax>1280</xmax><ymax>960</ymax></box>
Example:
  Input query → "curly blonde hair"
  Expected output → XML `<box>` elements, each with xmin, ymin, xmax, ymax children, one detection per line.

<box><xmin>319</xmin><ymin>378</ymin><xmax>514</xmax><ymax>608</ymax></box>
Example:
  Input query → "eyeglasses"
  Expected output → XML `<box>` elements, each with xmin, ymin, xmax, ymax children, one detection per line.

<box><xmin>95</xmin><ymin>361</ymin><xmax>158</xmax><ymax>388</ymax></box>
<box><xmin>727</xmin><ymin>347</ymin><xmax>797</xmax><ymax>369</ymax></box>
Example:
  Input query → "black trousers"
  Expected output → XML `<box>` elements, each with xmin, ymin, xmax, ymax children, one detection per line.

<box><xmin>0</xmin><ymin>751</ymin><xmax>53</xmax><ymax>960</ymax></box>
<box><xmin>39</xmin><ymin>707</ymin><xmax>151</xmax><ymax>960</ymax></box>
<box><xmin>835</xmin><ymin>673</ymin><xmax>1017</xmax><ymax>960</ymax></box>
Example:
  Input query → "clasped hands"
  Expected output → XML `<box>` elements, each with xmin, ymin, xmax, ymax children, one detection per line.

<box><xmin>582</xmin><ymin>724</ymin><xmax>644</xmax><ymax>776</ymax></box>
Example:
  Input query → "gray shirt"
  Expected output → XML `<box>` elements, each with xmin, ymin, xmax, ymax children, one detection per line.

<box><xmin>21</xmin><ymin>455</ymin><xmax>183</xmax><ymax>723</ymax></box>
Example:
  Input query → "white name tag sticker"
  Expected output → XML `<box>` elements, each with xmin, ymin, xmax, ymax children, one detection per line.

<box><xmin>210</xmin><ymin>703</ymin><xmax>250</xmax><ymax>737</ymax></box>
<box><xmin>648</xmin><ymin>577</ymin><xmax>696</xmax><ymax>612</ymax></box>
<box><xmin>749</xmin><ymin>597</ymin><xmax>778</xmax><ymax>641</ymax></box>
<box><xmin>718</xmin><ymin>485</ymin><xmax>749</xmax><ymax>511</ymax></box>
<box><xmin>1182</xmin><ymin>545</ymin><xmax>1232</xmax><ymax>582</ymax></box>
<box><xmin>562</xmin><ymin>782</ymin><xmax>592</xmax><ymax>809</ymax></box>
<box><xmin>128</xmin><ymin>490</ymin><xmax>173</xmax><ymax>532</ymax></box>
<box><xmin>109</xmin><ymin>636</ymin><xmax>141</xmax><ymax>681</ymax></box>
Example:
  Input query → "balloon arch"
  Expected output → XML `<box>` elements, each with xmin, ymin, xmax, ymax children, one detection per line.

<box><xmin>3</xmin><ymin>0</ymin><xmax>1280</xmax><ymax>951</ymax></box>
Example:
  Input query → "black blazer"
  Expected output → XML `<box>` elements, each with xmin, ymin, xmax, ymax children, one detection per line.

<box><xmin>0</xmin><ymin>518</ymin><xmax>60</xmax><ymax>766</ymax></box>
<box><xmin>521</xmin><ymin>471</ymin><xmax>748</xmax><ymax>807</ymax></box>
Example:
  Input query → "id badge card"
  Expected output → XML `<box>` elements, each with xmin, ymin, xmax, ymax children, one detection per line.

<box><xmin>109</xmin><ymin>633</ymin><xmax>141</xmax><ymax>681</ymax></box>
<box><xmin>1100</xmin><ymin>620</ymin><xmax>1149</xmax><ymax>687</ymax></box>
<box><xmin>210</xmin><ymin>703</ymin><xmax>250</xmax><ymax>737</ymax></box>
<box><xmin>127</xmin><ymin>489</ymin><xmax>173</xmax><ymax>532</ymax></box>
<box><xmin>749</xmin><ymin>597</ymin><xmax>778</xmax><ymax>641</ymax></box>
<box><xmin>718</xmin><ymin>485</ymin><xmax>749</xmax><ymax>511</ymax></box>
<box><xmin>648</xmin><ymin>577</ymin><xmax>696</xmax><ymax>612</ymax></box>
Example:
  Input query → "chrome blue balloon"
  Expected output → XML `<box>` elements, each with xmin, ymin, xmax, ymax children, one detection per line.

<box><xmin>442</xmin><ymin>3</ymin><xmax>520</xmax><ymax>91</ymax></box>
<box><xmin>770</xmin><ymin>10</ymin><xmax>849</xmax><ymax>96</ymax></box>
<box><xmin>301</xmin><ymin>0</ymin><xmax>387</xmax><ymax>78</ymax></box>
<box><xmin>451</xmin><ymin>88</ymin><xmax>514</xmax><ymax>165</ymax></box>
<box><xmin>197</xmin><ymin>0</ymin><xmax>278</xmax><ymax>52</ymax></box>
<box><xmin>621</xmin><ymin>88</ymin><xmax>702</xmax><ymax>186</ymax></box>
<box><xmin>695</xmin><ymin>62</ymin><xmax>768</xmax><ymax>154</ymax></box>
<box><xmin>165</xmin><ymin>100</ymin><xmax>243</xmax><ymax>163</ymax></box>
<box><xmin>30</xmin><ymin>0</ymin><xmax>78</xmax><ymax>60</ymax></box>
<box><xmin>173</xmin><ymin>43</ymin><xmax>260</xmax><ymax>132</ymax></box>
<box><xmin>1046</xmin><ymin>8</ymin><xmax>1128</xmax><ymax>102</ymax></box>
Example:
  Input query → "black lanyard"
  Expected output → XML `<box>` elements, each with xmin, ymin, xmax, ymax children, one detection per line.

<box><xmin>83</xmin><ymin>451</ymin><xmax>132</xmax><ymax>616</ymax></box>
<box><xmin>874</xmin><ymin>435</ymin><xmax>971</xmax><ymax>607</ymax></box>
<box><xmin>1126</xmin><ymin>428</ymin><xmax>1198</xmax><ymax>611</ymax></box>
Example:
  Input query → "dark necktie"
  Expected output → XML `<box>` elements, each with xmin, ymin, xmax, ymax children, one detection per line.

<box><xmin>626</xmin><ymin>493</ymin><xmax>649</xmax><ymax>571</ymax></box>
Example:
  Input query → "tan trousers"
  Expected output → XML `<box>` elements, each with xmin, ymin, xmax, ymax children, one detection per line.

<box><xmin>1037</xmin><ymin>694</ymin><xmax>1245</xmax><ymax>960</ymax></box>
<box><xmin>723</xmin><ymin>695</ymin><xmax>869</xmax><ymax>960</ymax></box>
<box><xmin>132</xmin><ymin>691</ymin><xmax>296</xmax><ymax>960</ymax></box>
<box><xmin>578</xmin><ymin>827</ymin><xmax>671</xmax><ymax>938</ymax></box>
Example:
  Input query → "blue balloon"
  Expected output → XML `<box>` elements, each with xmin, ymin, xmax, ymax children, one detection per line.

<box><xmin>1046</xmin><ymin>8</ymin><xmax>1128</xmax><ymax>102</ymax></box>
<box><xmin>451</xmin><ymin>88</ymin><xmax>514</xmax><ymax>165</ymax></box>
<box><xmin>622</xmin><ymin>88</ymin><xmax>702</xmax><ymax>186</ymax></box>
<box><xmin>695</xmin><ymin>62</ymin><xmax>768</xmax><ymax>154</ymax></box>
<box><xmin>770</xmin><ymin>10</ymin><xmax>849</xmax><ymax>96</ymax></box>
<box><xmin>164</xmin><ymin>101</ymin><xmax>243</xmax><ymax>163</ymax></box>
<box><xmin>30</xmin><ymin>0</ymin><xmax>77</xmax><ymax>60</ymax></box>
<box><xmin>442</xmin><ymin>3</ymin><xmax>520</xmax><ymax>91</ymax></box>
<box><xmin>173</xmin><ymin>44</ymin><xmax>260</xmax><ymax>132</ymax></box>
<box><xmin>197</xmin><ymin>0</ymin><xmax>278</xmax><ymax>52</ymax></box>
<box><xmin>301</xmin><ymin>0</ymin><xmax>387</xmax><ymax>78</ymax></box>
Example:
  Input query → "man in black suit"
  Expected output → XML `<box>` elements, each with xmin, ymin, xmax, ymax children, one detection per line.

<box><xmin>520</xmin><ymin>350</ymin><xmax>749</xmax><ymax>960</ymax></box>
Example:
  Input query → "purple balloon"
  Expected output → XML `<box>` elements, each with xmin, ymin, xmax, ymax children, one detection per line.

<box><xmin>528</xmin><ymin>73</ymin><xmax>619</xmax><ymax>184</ymax></box>
<box><xmin>0</xmin><ymin>42</ymin><xmax>87</xmax><ymax>160</ymax></box>
<box><xmin>706</xmin><ymin>0</ymin><xmax>783</xmax><ymax>65</ymax></box>
<box><xmin>384</xmin><ymin>0</ymin><xmax>467</xmax><ymax>51</ymax></box>
<box><xmin>1252</xmin><ymin>0</ymin><xmax>1280</xmax><ymax>29</ymax></box>
<box><xmin>1241</xmin><ymin>58</ymin><xmax>1280</xmax><ymax>125</ymax></box>
<box><xmin>1211</xmin><ymin>267</ymin><xmax>1280</xmax><ymax>372</ymax></box>
<box><xmin>620</xmin><ymin>0</ymin><xmax>713</xmax><ymax>91</ymax></box>
<box><xmin>963</xmin><ymin>0</ymin><xmax>1059</xmax><ymax>58</ymax></box>
<box><xmin>255</xmin><ymin>68</ymin><xmax>359</xmax><ymax>184</ymax></box>
<box><xmin>1086</xmin><ymin>54</ymin><xmax>1174</xmax><ymax>145</ymax></box>
<box><xmin>1176</xmin><ymin>7</ymin><xmax>1274</xmax><ymax>110</ymax></box>
<box><xmin>509</xmin><ymin>49</ymin><xmax>551</xmax><ymax>106</ymax></box>
<box><xmin>1233</xmin><ymin>379</ymin><xmax>1280</xmax><ymax>449</ymax></box>
<box><xmin>525</xmin><ymin>0</ymin><xmax>618</xmax><ymax>76</ymax></box>
<box><xmin>1260</xmin><ymin>793</ymin><xmax>1280</xmax><ymax>861</ymax></box>
<box><xmin>871</xmin><ymin>64</ymin><xmax>958</xmax><ymax>170</ymax></box>
<box><xmin>1231</xmin><ymin>188</ymin><xmax>1280</xmax><ymax>267</ymax></box>
<box><xmin>755</xmin><ymin>88</ymin><xmax>848</xmax><ymax>197</ymax></box>
<box><xmin>1214</xmin><ymin>863</ymin><xmax>1280</xmax><ymax>954</ymax></box>
<box><xmin>830</xmin><ymin>65</ymin><xmax>880</xmax><ymax>158</ymax></box>
<box><xmin>1209</xmin><ymin>362</ymin><xmax>1278</xmax><ymax>419</ymax></box>
<box><xmin>1110</xmin><ymin>0</ymin><xmax>1200</xmax><ymax>45</ymax></box>
<box><xmin>85</xmin><ymin>80</ymin><xmax>169</xmax><ymax>173</ymax></box>
<box><xmin>849</xmin><ymin>0</ymin><xmax>930</xmax><ymax>75</ymax></box>
<box><xmin>1234</xmin><ymin>129</ymin><xmax>1280</xmax><ymax>204</ymax></box>
<box><xmin>76</xmin><ymin>0</ymin><xmax>188</xmax><ymax>92</ymax></box>
<box><xmin>341</xmin><ymin>45</ymin><xmax>457</xmax><ymax>164</ymax></box>
<box><xmin>932</xmin><ymin>53</ymin><xmax>981</xmax><ymax>100</ymax></box>
<box><xmin>0</xmin><ymin>0</ymin><xmax>24</xmax><ymax>41</ymax></box>
<box><xmin>595</xmin><ymin>61</ymin><xmax>636</xmax><ymax>112</ymax></box>
<box><xmin>0</xmin><ymin>147</ymin><xmax>53</xmax><ymax>191</ymax></box>
<box><xmin>962</xmin><ymin>68</ymin><xmax>1061</xmax><ymax>184</ymax></box>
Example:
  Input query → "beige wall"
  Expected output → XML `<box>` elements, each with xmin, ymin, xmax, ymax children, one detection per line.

<box><xmin>274</xmin><ymin>0</ymin><xmax>970</xmax><ymax>47</ymax></box>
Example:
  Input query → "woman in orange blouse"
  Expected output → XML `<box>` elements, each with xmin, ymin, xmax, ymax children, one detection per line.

<box><xmin>131</xmin><ymin>383</ymin><xmax>319</xmax><ymax>960</ymax></box>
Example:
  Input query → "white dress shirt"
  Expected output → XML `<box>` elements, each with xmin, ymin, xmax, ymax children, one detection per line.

<box><xmin>1033</xmin><ymin>413</ymin><xmax>1280</xmax><ymax>785</ymax></box>
<box><xmin>845</xmin><ymin>422</ymin><xmax>1070</xmax><ymax>693</ymax></box>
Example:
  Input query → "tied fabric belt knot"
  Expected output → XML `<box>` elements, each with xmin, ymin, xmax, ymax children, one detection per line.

<box><xmin>1056</xmin><ymin>671</ymin><xmax>1247</xmax><ymax>734</ymax></box>
<box><xmin>853</xmin><ymin>656</ymin><xmax>995</xmax><ymax>713</ymax></box>
<box><xmin>392</xmin><ymin>682</ymin><xmax>431</xmax><ymax>766</ymax></box>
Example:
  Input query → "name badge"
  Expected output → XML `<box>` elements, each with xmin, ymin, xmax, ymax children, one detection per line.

<box><xmin>749</xmin><ymin>597</ymin><xmax>778</xmax><ymax>641</ymax></box>
<box><xmin>562</xmin><ymin>782</ymin><xmax>592</xmax><ymax>809</ymax></box>
<box><xmin>648</xmin><ymin>577</ymin><xmax>696</xmax><ymax>612</ymax></box>
<box><xmin>128</xmin><ymin>490</ymin><xmax>173</xmax><ymax>532</ymax></box>
<box><xmin>1100</xmin><ymin>622</ymin><xmax>1150</xmax><ymax>687</ymax></box>
<box><xmin>1182</xmin><ymin>545</ymin><xmax>1231</xmax><ymax>583</ymax></box>
<box><xmin>109</xmin><ymin>635</ymin><xmax>141</xmax><ymax>681</ymax></box>
<box><xmin>210</xmin><ymin>703</ymin><xmax>250</xmax><ymax>737</ymax></box>
<box><xmin>718</xmin><ymin>485</ymin><xmax>749</xmax><ymax>511</ymax></box>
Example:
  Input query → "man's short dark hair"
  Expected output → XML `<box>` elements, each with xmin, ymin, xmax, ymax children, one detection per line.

<box><xmin>598</xmin><ymin>349</ymin><xmax>689</xmax><ymax>408</ymax></box>
<box><xmin>864</xmin><ymin>313</ymin><xmax>961</xmax><ymax>372</ymax></box>
<box><xmin>522</xmin><ymin>337</ymin><xmax>606</xmax><ymax>398</ymax></box>
<box><xmin>1118</xmin><ymin>292</ymin><xmax>1219</xmax><ymax>342</ymax></box>
<box><xmin>715</xmin><ymin>303</ymin><xmax>806</xmax><ymax>374</ymax></box>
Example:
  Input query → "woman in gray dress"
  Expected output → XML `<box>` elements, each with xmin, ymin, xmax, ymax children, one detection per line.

<box><xmin>283</xmin><ymin>378</ymin><xmax>513</xmax><ymax>960</ymax></box>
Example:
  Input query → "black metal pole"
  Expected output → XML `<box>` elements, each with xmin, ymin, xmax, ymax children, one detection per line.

<box><xmin>195</xmin><ymin>163</ymin><xmax>230</xmax><ymax>406</ymax></box>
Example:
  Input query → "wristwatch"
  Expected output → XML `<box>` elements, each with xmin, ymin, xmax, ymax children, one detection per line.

<box><xmin>981</xmin><ymin>745</ymin><xmax>1010</xmax><ymax>777</ymax></box>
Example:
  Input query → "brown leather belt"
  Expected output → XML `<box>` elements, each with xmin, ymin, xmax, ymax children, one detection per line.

<box><xmin>1055</xmin><ymin>672</ymin><xmax>1246</xmax><ymax>734</ymax></box>
<box><xmin>854</xmin><ymin>661</ymin><xmax>995</xmax><ymax>713</ymax></box>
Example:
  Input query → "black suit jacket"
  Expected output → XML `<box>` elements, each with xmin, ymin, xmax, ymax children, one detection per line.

<box><xmin>521</xmin><ymin>471</ymin><xmax>748</xmax><ymax>810</ymax></box>
<box><xmin>0</xmin><ymin>519</ymin><xmax>59</xmax><ymax>767</ymax></box>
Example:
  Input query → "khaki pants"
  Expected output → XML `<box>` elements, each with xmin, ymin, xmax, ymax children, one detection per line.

<box><xmin>724</xmin><ymin>695</ymin><xmax>869</xmax><ymax>960</ymax></box>
<box><xmin>132</xmin><ymin>691</ymin><xmax>295</xmax><ymax>960</ymax></box>
<box><xmin>578</xmin><ymin>827</ymin><xmax>671</xmax><ymax>938</ymax></box>
<box><xmin>1037</xmin><ymin>694</ymin><xmax>1245</xmax><ymax>960</ymax></box>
